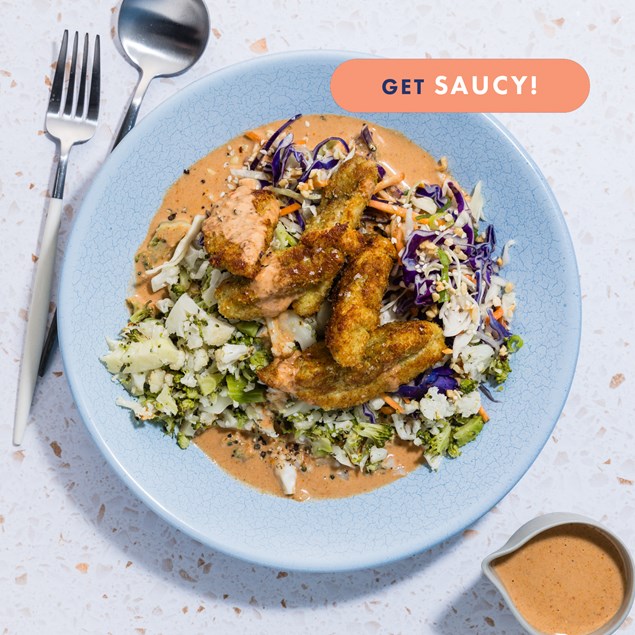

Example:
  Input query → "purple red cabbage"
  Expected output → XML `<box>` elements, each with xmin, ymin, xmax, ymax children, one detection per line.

<box><xmin>361</xmin><ymin>124</ymin><xmax>377</xmax><ymax>152</ymax></box>
<box><xmin>311</xmin><ymin>136</ymin><xmax>350</xmax><ymax>159</ymax></box>
<box><xmin>362</xmin><ymin>403</ymin><xmax>376</xmax><ymax>423</ymax></box>
<box><xmin>294</xmin><ymin>209</ymin><xmax>305</xmax><ymax>231</ymax></box>
<box><xmin>400</xmin><ymin>230</ymin><xmax>446</xmax><ymax>305</ymax></box>
<box><xmin>479</xmin><ymin>384</ymin><xmax>501</xmax><ymax>403</ymax></box>
<box><xmin>447</xmin><ymin>182</ymin><xmax>465</xmax><ymax>213</ymax></box>
<box><xmin>398</xmin><ymin>366</ymin><xmax>458</xmax><ymax>399</ymax></box>
<box><xmin>474</xmin><ymin>269</ymin><xmax>485</xmax><ymax>304</ymax></box>
<box><xmin>297</xmin><ymin>137</ymin><xmax>348</xmax><ymax>184</ymax></box>
<box><xmin>401</xmin><ymin>230</ymin><xmax>441</xmax><ymax>282</ymax></box>
<box><xmin>463</xmin><ymin>221</ymin><xmax>474</xmax><ymax>245</ymax></box>
<box><xmin>487</xmin><ymin>308</ymin><xmax>511</xmax><ymax>339</ymax></box>
<box><xmin>395</xmin><ymin>291</ymin><xmax>415</xmax><ymax>315</ymax></box>
<box><xmin>377</xmin><ymin>164</ymin><xmax>386</xmax><ymax>179</ymax></box>
<box><xmin>249</xmin><ymin>113</ymin><xmax>302</xmax><ymax>170</ymax></box>
<box><xmin>270</xmin><ymin>133</ymin><xmax>294</xmax><ymax>183</ymax></box>
<box><xmin>415</xmin><ymin>184</ymin><xmax>447</xmax><ymax>208</ymax></box>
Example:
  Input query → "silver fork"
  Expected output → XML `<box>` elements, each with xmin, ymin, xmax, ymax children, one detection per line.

<box><xmin>13</xmin><ymin>31</ymin><xmax>100</xmax><ymax>445</ymax></box>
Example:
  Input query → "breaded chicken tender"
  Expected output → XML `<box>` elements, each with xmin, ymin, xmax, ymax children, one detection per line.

<box><xmin>215</xmin><ymin>156</ymin><xmax>379</xmax><ymax>320</ymax></box>
<box><xmin>258</xmin><ymin>320</ymin><xmax>446</xmax><ymax>410</ymax></box>
<box><xmin>202</xmin><ymin>186</ymin><xmax>279</xmax><ymax>278</ymax></box>
<box><xmin>325</xmin><ymin>234</ymin><xmax>396</xmax><ymax>367</ymax></box>
<box><xmin>292</xmin><ymin>155</ymin><xmax>379</xmax><ymax>315</ymax></box>
<box><xmin>215</xmin><ymin>225</ymin><xmax>347</xmax><ymax>319</ymax></box>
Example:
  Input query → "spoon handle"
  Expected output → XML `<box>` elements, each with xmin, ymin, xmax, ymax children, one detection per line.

<box><xmin>113</xmin><ymin>71</ymin><xmax>152</xmax><ymax>148</ymax></box>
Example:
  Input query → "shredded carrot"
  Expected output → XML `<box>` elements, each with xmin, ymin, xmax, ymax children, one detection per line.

<box><xmin>367</xmin><ymin>199</ymin><xmax>407</xmax><ymax>219</ymax></box>
<box><xmin>492</xmin><ymin>306</ymin><xmax>504</xmax><ymax>321</ymax></box>
<box><xmin>245</xmin><ymin>130</ymin><xmax>261</xmax><ymax>142</ymax></box>
<box><xmin>464</xmin><ymin>273</ymin><xmax>476</xmax><ymax>284</ymax></box>
<box><xmin>382</xmin><ymin>394</ymin><xmax>405</xmax><ymax>414</ymax></box>
<box><xmin>374</xmin><ymin>171</ymin><xmax>405</xmax><ymax>194</ymax></box>
<box><xmin>375</xmin><ymin>190</ymin><xmax>394</xmax><ymax>202</ymax></box>
<box><xmin>379</xmin><ymin>406</ymin><xmax>394</xmax><ymax>415</ymax></box>
<box><xmin>279</xmin><ymin>202</ymin><xmax>301</xmax><ymax>216</ymax></box>
<box><xmin>442</xmin><ymin>347</ymin><xmax>453</xmax><ymax>355</ymax></box>
<box><xmin>478</xmin><ymin>406</ymin><xmax>490</xmax><ymax>423</ymax></box>
<box><xmin>391</xmin><ymin>223</ymin><xmax>405</xmax><ymax>253</ymax></box>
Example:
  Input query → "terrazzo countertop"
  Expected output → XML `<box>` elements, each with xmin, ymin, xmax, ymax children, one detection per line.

<box><xmin>1</xmin><ymin>1</ymin><xmax>633</xmax><ymax>633</ymax></box>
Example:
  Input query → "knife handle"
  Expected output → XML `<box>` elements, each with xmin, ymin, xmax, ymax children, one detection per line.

<box><xmin>13</xmin><ymin>197</ymin><xmax>63</xmax><ymax>445</ymax></box>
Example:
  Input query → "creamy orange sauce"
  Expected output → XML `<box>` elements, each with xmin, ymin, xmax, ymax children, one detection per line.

<box><xmin>203</xmin><ymin>185</ymin><xmax>260</xmax><ymax>245</ymax></box>
<box><xmin>196</xmin><ymin>426</ymin><xmax>425</xmax><ymax>501</ymax></box>
<box><xmin>493</xmin><ymin>524</ymin><xmax>626</xmax><ymax>635</ymax></box>
<box><xmin>202</xmin><ymin>185</ymin><xmax>278</xmax><ymax>274</ymax></box>
<box><xmin>130</xmin><ymin>114</ymin><xmax>446</xmax><ymax>499</ymax></box>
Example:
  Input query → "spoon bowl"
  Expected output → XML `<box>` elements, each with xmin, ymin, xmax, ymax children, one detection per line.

<box><xmin>114</xmin><ymin>0</ymin><xmax>210</xmax><ymax>146</ymax></box>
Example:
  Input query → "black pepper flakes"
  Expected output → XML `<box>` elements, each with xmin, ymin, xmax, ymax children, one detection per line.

<box><xmin>183</xmin><ymin>168</ymin><xmax>190</xmax><ymax>174</ymax></box>
<box><xmin>167</xmin><ymin>213</ymin><xmax>176</xmax><ymax>221</ymax></box>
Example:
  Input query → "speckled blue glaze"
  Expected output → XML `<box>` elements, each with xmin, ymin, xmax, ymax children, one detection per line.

<box><xmin>58</xmin><ymin>51</ymin><xmax>580</xmax><ymax>572</ymax></box>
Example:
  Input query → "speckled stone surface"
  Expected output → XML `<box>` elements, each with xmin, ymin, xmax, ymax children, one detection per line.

<box><xmin>1</xmin><ymin>1</ymin><xmax>633</xmax><ymax>633</ymax></box>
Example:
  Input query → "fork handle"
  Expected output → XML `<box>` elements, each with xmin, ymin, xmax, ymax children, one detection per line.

<box><xmin>14</xmin><ymin>197</ymin><xmax>63</xmax><ymax>445</ymax></box>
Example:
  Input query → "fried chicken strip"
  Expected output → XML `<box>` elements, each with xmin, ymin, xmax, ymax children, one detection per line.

<box><xmin>202</xmin><ymin>186</ymin><xmax>280</xmax><ymax>278</ymax></box>
<box><xmin>292</xmin><ymin>155</ymin><xmax>379</xmax><ymax>315</ymax></box>
<box><xmin>325</xmin><ymin>234</ymin><xmax>396</xmax><ymax>367</ymax></box>
<box><xmin>258</xmin><ymin>320</ymin><xmax>445</xmax><ymax>410</ymax></box>
<box><xmin>215</xmin><ymin>225</ymin><xmax>347</xmax><ymax>319</ymax></box>
<box><xmin>215</xmin><ymin>156</ymin><xmax>379</xmax><ymax>320</ymax></box>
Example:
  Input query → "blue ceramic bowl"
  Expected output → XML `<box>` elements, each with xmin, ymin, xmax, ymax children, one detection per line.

<box><xmin>59</xmin><ymin>51</ymin><xmax>580</xmax><ymax>572</ymax></box>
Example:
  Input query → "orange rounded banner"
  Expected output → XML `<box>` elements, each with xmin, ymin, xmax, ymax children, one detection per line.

<box><xmin>331</xmin><ymin>59</ymin><xmax>589</xmax><ymax>113</ymax></box>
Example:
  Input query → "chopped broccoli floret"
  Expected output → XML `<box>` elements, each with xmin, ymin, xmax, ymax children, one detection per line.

<box><xmin>236</xmin><ymin>321</ymin><xmax>261</xmax><ymax>337</ymax></box>
<box><xmin>185</xmin><ymin>387</ymin><xmax>200</xmax><ymax>400</ymax></box>
<box><xmin>198</xmin><ymin>373</ymin><xmax>221</xmax><ymax>396</ymax></box>
<box><xmin>453</xmin><ymin>415</ymin><xmax>485</xmax><ymax>447</ymax></box>
<box><xmin>459</xmin><ymin>378</ymin><xmax>478</xmax><ymax>393</ymax></box>
<box><xmin>179</xmin><ymin>398</ymin><xmax>197</xmax><ymax>413</ymax></box>
<box><xmin>129</xmin><ymin>302</ymin><xmax>153</xmax><ymax>324</ymax></box>
<box><xmin>226</xmin><ymin>375</ymin><xmax>266</xmax><ymax>404</ymax></box>
<box><xmin>249</xmin><ymin>349</ymin><xmax>271</xmax><ymax>371</ymax></box>
<box><xmin>488</xmin><ymin>355</ymin><xmax>512</xmax><ymax>383</ymax></box>
<box><xmin>355</xmin><ymin>421</ymin><xmax>393</xmax><ymax>445</ymax></box>
<box><xmin>176</xmin><ymin>432</ymin><xmax>190</xmax><ymax>449</ymax></box>
<box><xmin>427</xmin><ymin>422</ymin><xmax>452</xmax><ymax>456</ymax></box>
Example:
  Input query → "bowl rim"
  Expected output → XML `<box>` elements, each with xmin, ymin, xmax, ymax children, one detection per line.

<box><xmin>58</xmin><ymin>49</ymin><xmax>582</xmax><ymax>571</ymax></box>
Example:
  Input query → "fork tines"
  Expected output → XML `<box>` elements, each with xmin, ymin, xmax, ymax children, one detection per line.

<box><xmin>48</xmin><ymin>30</ymin><xmax>100</xmax><ymax>123</ymax></box>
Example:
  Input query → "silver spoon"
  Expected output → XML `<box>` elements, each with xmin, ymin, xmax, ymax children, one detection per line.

<box><xmin>113</xmin><ymin>0</ymin><xmax>210</xmax><ymax>147</ymax></box>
